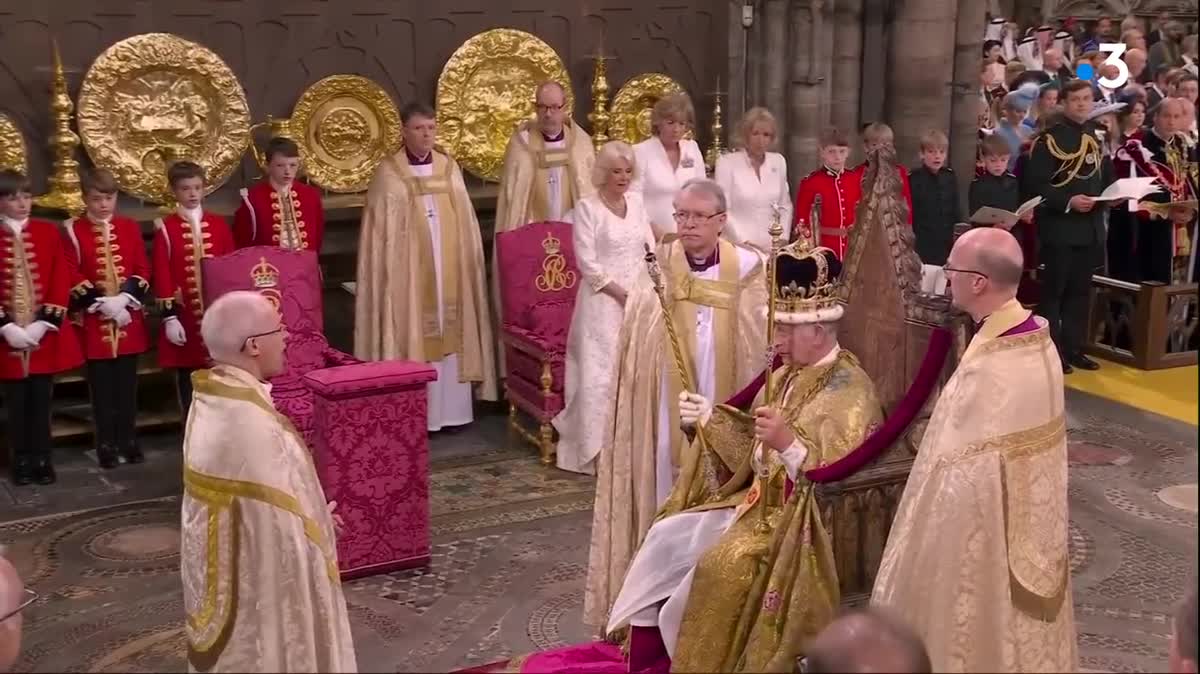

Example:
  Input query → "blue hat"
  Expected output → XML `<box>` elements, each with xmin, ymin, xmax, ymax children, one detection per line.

<box><xmin>1003</xmin><ymin>82</ymin><xmax>1040</xmax><ymax>112</ymax></box>
<box><xmin>1088</xmin><ymin>101</ymin><xmax>1127</xmax><ymax>121</ymax></box>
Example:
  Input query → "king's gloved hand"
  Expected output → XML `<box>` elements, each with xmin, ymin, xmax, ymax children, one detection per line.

<box><xmin>678</xmin><ymin>391</ymin><xmax>713</xmax><ymax>428</ymax></box>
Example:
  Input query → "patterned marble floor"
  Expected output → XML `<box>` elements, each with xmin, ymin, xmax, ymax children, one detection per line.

<box><xmin>1</xmin><ymin>392</ymin><xmax>1195</xmax><ymax>673</ymax></box>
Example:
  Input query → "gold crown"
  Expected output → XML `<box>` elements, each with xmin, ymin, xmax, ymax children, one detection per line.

<box><xmin>541</xmin><ymin>232</ymin><xmax>562</xmax><ymax>256</ymax></box>
<box><xmin>775</xmin><ymin>241</ymin><xmax>841</xmax><ymax>315</ymax></box>
<box><xmin>251</xmin><ymin>257</ymin><xmax>280</xmax><ymax>289</ymax></box>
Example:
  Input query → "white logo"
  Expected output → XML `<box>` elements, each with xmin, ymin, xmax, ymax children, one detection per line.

<box><xmin>1097</xmin><ymin>43</ymin><xmax>1130</xmax><ymax>89</ymax></box>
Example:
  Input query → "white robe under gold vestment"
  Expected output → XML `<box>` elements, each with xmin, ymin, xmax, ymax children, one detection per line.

<box><xmin>181</xmin><ymin>365</ymin><xmax>356</xmax><ymax>673</ymax></box>
<box><xmin>354</xmin><ymin>148</ymin><xmax>499</xmax><ymax>430</ymax></box>
<box><xmin>871</xmin><ymin>300</ymin><xmax>1078</xmax><ymax>673</ymax></box>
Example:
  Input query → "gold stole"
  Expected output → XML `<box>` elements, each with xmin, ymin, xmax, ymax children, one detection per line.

<box><xmin>525</xmin><ymin>127</ymin><xmax>578</xmax><ymax>222</ymax></box>
<box><xmin>664</xmin><ymin>239</ymin><xmax>741</xmax><ymax>464</ymax></box>
<box><xmin>395</xmin><ymin>153</ymin><xmax>462</xmax><ymax>358</ymax></box>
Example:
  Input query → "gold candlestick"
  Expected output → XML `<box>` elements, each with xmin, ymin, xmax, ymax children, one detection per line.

<box><xmin>34</xmin><ymin>38</ymin><xmax>84</xmax><ymax>215</ymax></box>
<box><xmin>704</xmin><ymin>79</ymin><xmax>726</xmax><ymax>174</ymax></box>
<box><xmin>588</xmin><ymin>51</ymin><xmax>613</xmax><ymax>153</ymax></box>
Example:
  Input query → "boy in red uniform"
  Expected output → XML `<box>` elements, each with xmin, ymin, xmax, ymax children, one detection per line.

<box><xmin>65</xmin><ymin>169</ymin><xmax>151</xmax><ymax>468</ymax></box>
<box><xmin>853</xmin><ymin>122</ymin><xmax>914</xmax><ymax>225</ymax></box>
<box><xmin>233</xmin><ymin>136</ymin><xmax>324</xmax><ymax>252</ymax></box>
<box><xmin>151</xmin><ymin>161</ymin><xmax>235</xmax><ymax>415</ymax></box>
<box><xmin>793</xmin><ymin>127</ymin><xmax>861</xmax><ymax>259</ymax></box>
<box><xmin>0</xmin><ymin>169</ymin><xmax>83</xmax><ymax>485</ymax></box>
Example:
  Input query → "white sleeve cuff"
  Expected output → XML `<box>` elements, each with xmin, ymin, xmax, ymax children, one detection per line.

<box><xmin>778</xmin><ymin>440</ymin><xmax>809</xmax><ymax>482</ymax></box>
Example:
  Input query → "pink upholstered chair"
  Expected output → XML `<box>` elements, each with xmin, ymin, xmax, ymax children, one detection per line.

<box><xmin>202</xmin><ymin>247</ymin><xmax>436</xmax><ymax>578</ymax></box>
<box><xmin>496</xmin><ymin>221</ymin><xmax>579</xmax><ymax>465</ymax></box>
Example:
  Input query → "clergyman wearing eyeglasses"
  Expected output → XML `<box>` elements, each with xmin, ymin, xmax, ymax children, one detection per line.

<box><xmin>179</xmin><ymin>291</ymin><xmax>357</xmax><ymax>672</ymax></box>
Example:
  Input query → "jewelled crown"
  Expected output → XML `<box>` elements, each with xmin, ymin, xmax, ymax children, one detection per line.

<box><xmin>251</xmin><ymin>257</ymin><xmax>280</xmax><ymax>289</ymax></box>
<box><xmin>541</xmin><ymin>232</ymin><xmax>562</xmax><ymax>256</ymax></box>
<box><xmin>773</xmin><ymin>241</ymin><xmax>844</xmax><ymax>324</ymax></box>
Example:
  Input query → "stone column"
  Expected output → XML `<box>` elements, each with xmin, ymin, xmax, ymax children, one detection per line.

<box><xmin>885</xmin><ymin>0</ymin><xmax>958</xmax><ymax>164</ymax></box>
<box><xmin>950</xmin><ymin>0</ymin><xmax>987</xmax><ymax>212</ymax></box>
<box><xmin>788</xmin><ymin>0</ymin><xmax>826</xmax><ymax>175</ymax></box>
<box><xmin>831</xmin><ymin>0</ymin><xmax>864</xmax><ymax>138</ymax></box>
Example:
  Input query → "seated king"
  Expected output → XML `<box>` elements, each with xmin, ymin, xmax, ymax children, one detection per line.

<box><xmin>605</xmin><ymin>244</ymin><xmax>884</xmax><ymax>673</ymax></box>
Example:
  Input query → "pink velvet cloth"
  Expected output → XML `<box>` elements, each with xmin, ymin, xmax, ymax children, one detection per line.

<box><xmin>202</xmin><ymin>246</ymin><xmax>438</xmax><ymax>578</ymax></box>
<box><xmin>515</xmin><ymin>642</ymin><xmax>670</xmax><ymax>674</ymax></box>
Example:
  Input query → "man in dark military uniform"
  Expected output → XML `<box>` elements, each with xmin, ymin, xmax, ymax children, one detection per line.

<box><xmin>1021</xmin><ymin>79</ymin><xmax>1115</xmax><ymax>374</ymax></box>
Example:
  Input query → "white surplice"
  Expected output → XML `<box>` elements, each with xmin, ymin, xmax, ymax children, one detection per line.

<box><xmin>607</xmin><ymin>349</ymin><xmax>837</xmax><ymax>655</ymax></box>
<box><xmin>411</xmin><ymin>161</ymin><xmax>475</xmax><ymax>431</ymax></box>
<box><xmin>714</xmin><ymin>150</ymin><xmax>792</xmax><ymax>252</ymax></box>
<box><xmin>632</xmin><ymin>136</ymin><xmax>707</xmax><ymax>239</ymax></box>
<box><xmin>653</xmin><ymin>245</ymin><xmax>762</xmax><ymax>505</ymax></box>
<box><xmin>553</xmin><ymin>193</ymin><xmax>656</xmax><ymax>474</ymax></box>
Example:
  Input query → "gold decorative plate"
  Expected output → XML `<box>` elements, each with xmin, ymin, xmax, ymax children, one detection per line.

<box><xmin>267</xmin><ymin>75</ymin><xmax>402</xmax><ymax>193</ymax></box>
<box><xmin>436</xmin><ymin>28</ymin><xmax>573</xmax><ymax>182</ymax></box>
<box><xmin>0</xmin><ymin>113</ymin><xmax>27</xmax><ymax>174</ymax></box>
<box><xmin>77</xmin><ymin>33</ymin><xmax>251</xmax><ymax>204</ymax></box>
<box><xmin>610</xmin><ymin>73</ymin><xmax>687</xmax><ymax>145</ymax></box>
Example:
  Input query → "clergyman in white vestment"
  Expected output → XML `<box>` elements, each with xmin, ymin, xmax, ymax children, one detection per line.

<box><xmin>181</xmin><ymin>291</ymin><xmax>356</xmax><ymax>673</ymax></box>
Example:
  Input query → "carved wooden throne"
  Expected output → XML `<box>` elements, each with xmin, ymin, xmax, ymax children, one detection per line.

<box><xmin>813</xmin><ymin>146</ymin><xmax>970</xmax><ymax>605</ymax></box>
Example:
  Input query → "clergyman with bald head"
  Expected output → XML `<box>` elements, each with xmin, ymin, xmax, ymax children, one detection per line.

<box><xmin>577</xmin><ymin>176</ymin><xmax>769</xmax><ymax>632</ymax></box>
<box><xmin>872</xmin><ymin>228</ymin><xmax>1077</xmax><ymax>671</ymax></box>
<box><xmin>180</xmin><ymin>291</ymin><xmax>357</xmax><ymax>672</ymax></box>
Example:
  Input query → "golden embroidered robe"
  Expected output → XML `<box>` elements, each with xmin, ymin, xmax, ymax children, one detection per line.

<box><xmin>871</xmin><ymin>300</ymin><xmax>1077</xmax><ymax>673</ymax></box>
<box><xmin>354</xmin><ymin>148</ymin><xmax>498</xmax><ymax>401</ymax></box>
<box><xmin>181</xmin><ymin>366</ymin><xmax>356</xmax><ymax>673</ymax></box>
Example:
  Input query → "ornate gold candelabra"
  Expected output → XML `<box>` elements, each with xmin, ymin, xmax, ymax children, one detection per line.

<box><xmin>704</xmin><ymin>79</ymin><xmax>726</xmax><ymax>174</ymax></box>
<box><xmin>755</xmin><ymin>205</ymin><xmax>786</xmax><ymax>535</ymax></box>
<box><xmin>588</xmin><ymin>51</ymin><xmax>613</xmax><ymax>152</ymax></box>
<box><xmin>34</xmin><ymin>38</ymin><xmax>84</xmax><ymax>214</ymax></box>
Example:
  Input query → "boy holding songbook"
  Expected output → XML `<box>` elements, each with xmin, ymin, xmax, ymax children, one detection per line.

<box><xmin>969</xmin><ymin>134</ymin><xmax>1024</xmax><ymax>228</ymax></box>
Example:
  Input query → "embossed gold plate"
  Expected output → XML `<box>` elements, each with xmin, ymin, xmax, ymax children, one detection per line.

<box><xmin>279</xmin><ymin>75</ymin><xmax>402</xmax><ymax>193</ymax></box>
<box><xmin>437</xmin><ymin>28</ymin><xmax>573</xmax><ymax>182</ymax></box>
<box><xmin>0</xmin><ymin>113</ymin><xmax>27</xmax><ymax>174</ymax></box>
<box><xmin>77</xmin><ymin>33</ymin><xmax>251</xmax><ymax>204</ymax></box>
<box><xmin>610</xmin><ymin>73</ymin><xmax>687</xmax><ymax>145</ymax></box>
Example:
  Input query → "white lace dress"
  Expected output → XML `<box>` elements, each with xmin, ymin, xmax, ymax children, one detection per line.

<box><xmin>552</xmin><ymin>193</ymin><xmax>656</xmax><ymax>474</ymax></box>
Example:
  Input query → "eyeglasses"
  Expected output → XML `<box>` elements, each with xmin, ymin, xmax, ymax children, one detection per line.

<box><xmin>240</xmin><ymin>325</ymin><xmax>285</xmax><ymax>352</ymax></box>
<box><xmin>535</xmin><ymin>103</ymin><xmax>565</xmax><ymax>112</ymax></box>
<box><xmin>0</xmin><ymin>587</ymin><xmax>38</xmax><ymax>623</ymax></box>
<box><xmin>673</xmin><ymin>210</ymin><xmax>725</xmax><ymax>224</ymax></box>
<box><xmin>942</xmin><ymin>264</ymin><xmax>990</xmax><ymax>279</ymax></box>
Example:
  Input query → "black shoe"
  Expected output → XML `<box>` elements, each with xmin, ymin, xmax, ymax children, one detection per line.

<box><xmin>1069</xmin><ymin>354</ymin><xmax>1101</xmax><ymax>371</ymax></box>
<box><xmin>97</xmin><ymin>445</ymin><xmax>119</xmax><ymax>469</ymax></box>
<box><xmin>11</xmin><ymin>458</ymin><xmax>34</xmax><ymax>486</ymax></box>
<box><xmin>1062</xmin><ymin>361</ymin><xmax>1074</xmax><ymax>375</ymax></box>
<box><xmin>120</xmin><ymin>444</ymin><xmax>144</xmax><ymax>465</ymax></box>
<box><xmin>33</xmin><ymin>459</ymin><xmax>56</xmax><ymax>485</ymax></box>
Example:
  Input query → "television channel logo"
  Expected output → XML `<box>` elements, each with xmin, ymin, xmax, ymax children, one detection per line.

<box><xmin>1076</xmin><ymin>43</ymin><xmax>1130</xmax><ymax>89</ymax></box>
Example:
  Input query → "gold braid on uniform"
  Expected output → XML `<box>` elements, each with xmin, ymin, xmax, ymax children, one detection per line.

<box><xmin>1044</xmin><ymin>133</ymin><xmax>1102</xmax><ymax>187</ymax></box>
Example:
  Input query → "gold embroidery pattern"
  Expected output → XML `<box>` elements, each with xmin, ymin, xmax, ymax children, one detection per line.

<box><xmin>270</xmin><ymin>188</ymin><xmax>308</xmax><ymax>250</ymax></box>
<box><xmin>1044</xmin><ymin>132</ymin><xmax>1102</xmax><ymax>187</ymax></box>
<box><xmin>534</xmin><ymin>232</ymin><xmax>576</xmax><ymax>293</ymax></box>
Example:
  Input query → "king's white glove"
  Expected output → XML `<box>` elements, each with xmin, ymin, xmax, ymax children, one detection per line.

<box><xmin>96</xmin><ymin>294</ymin><xmax>132</xmax><ymax>320</ymax></box>
<box><xmin>113</xmin><ymin>308</ymin><xmax>133</xmax><ymax>328</ymax></box>
<box><xmin>163</xmin><ymin>316</ymin><xmax>187</xmax><ymax>346</ymax></box>
<box><xmin>678</xmin><ymin>391</ymin><xmax>713</xmax><ymax>428</ymax></box>
<box><xmin>1</xmin><ymin>323</ymin><xmax>37</xmax><ymax>350</ymax></box>
<box><xmin>23</xmin><ymin>321</ymin><xmax>52</xmax><ymax>345</ymax></box>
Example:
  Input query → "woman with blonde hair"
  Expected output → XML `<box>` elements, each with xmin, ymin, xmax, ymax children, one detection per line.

<box><xmin>631</xmin><ymin>92</ymin><xmax>707</xmax><ymax>239</ymax></box>
<box><xmin>552</xmin><ymin>141</ymin><xmax>656</xmax><ymax>474</ymax></box>
<box><xmin>714</xmin><ymin>107</ymin><xmax>792</xmax><ymax>251</ymax></box>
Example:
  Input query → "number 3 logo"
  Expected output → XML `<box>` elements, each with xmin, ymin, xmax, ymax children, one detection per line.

<box><xmin>1097</xmin><ymin>43</ymin><xmax>1130</xmax><ymax>89</ymax></box>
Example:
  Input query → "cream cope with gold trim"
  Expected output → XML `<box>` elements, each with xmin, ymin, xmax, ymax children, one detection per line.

<box><xmin>181</xmin><ymin>366</ymin><xmax>356</xmax><ymax>673</ymax></box>
<box><xmin>871</xmin><ymin>300</ymin><xmax>1077</xmax><ymax>673</ymax></box>
<box><xmin>354</xmin><ymin>147</ymin><xmax>498</xmax><ymax>401</ymax></box>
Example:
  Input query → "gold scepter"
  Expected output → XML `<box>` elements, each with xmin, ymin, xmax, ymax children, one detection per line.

<box><xmin>754</xmin><ymin>204</ymin><xmax>786</xmax><ymax>534</ymax></box>
<box><xmin>644</xmin><ymin>244</ymin><xmax>709</xmax><ymax>453</ymax></box>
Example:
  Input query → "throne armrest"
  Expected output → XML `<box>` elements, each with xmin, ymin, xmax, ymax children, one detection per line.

<box><xmin>501</xmin><ymin>324</ymin><xmax>563</xmax><ymax>361</ymax></box>
<box><xmin>304</xmin><ymin>360</ymin><xmax>438</xmax><ymax>400</ymax></box>
<box><xmin>323</xmin><ymin>344</ymin><xmax>362</xmax><ymax>368</ymax></box>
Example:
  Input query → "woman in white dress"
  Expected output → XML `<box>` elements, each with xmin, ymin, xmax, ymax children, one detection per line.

<box><xmin>553</xmin><ymin>141</ymin><xmax>656</xmax><ymax>474</ymax></box>
<box><xmin>631</xmin><ymin>93</ymin><xmax>707</xmax><ymax>240</ymax></box>
<box><xmin>714</xmin><ymin>107</ymin><xmax>792</xmax><ymax>252</ymax></box>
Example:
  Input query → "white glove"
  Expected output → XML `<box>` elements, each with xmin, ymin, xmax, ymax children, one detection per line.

<box><xmin>23</xmin><ymin>321</ymin><xmax>52</xmax><ymax>345</ymax></box>
<box><xmin>678</xmin><ymin>391</ymin><xmax>713</xmax><ymax>428</ymax></box>
<box><xmin>1</xmin><ymin>323</ymin><xmax>37</xmax><ymax>350</ymax></box>
<box><xmin>164</xmin><ymin>317</ymin><xmax>187</xmax><ymax>346</ymax></box>
<box><xmin>113</xmin><ymin>308</ymin><xmax>133</xmax><ymax>328</ymax></box>
<box><xmin>96</xmin><ymin>294</ymin><xmax>132</xmax><ymax>319</ymax></box>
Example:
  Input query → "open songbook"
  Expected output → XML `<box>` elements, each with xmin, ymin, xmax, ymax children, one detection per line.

<box><xmin>1090</xmin><ymin>177</ymin><xmax>1163</xmax><ymax>203</ymax></box>
<box><xmin>968</xmin><ymin>196</ymin><xmax>1043</xmax><ymax>229</ymax></box>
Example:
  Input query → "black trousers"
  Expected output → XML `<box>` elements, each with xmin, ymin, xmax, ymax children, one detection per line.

<box><xmin>87</xmin><ymin>355</ymin><xmax>139</xmax><ymax>452</ymax></box>
<box><xmin>176</xmin><ymin>368</ymin><xmax>196</xmax><ymax>420</ymax></box>
<box><xmin>3</xmin><ymin>375</ymin><xmax>54</xmax><ymax>467</ymax></box>
<box><xmin>1038</xmin><ymin>243</ymin><xmax>1097</xmax><ymax>359</ymax></box>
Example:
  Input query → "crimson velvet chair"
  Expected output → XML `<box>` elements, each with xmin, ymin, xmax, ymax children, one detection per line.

<box><xmin>496</xmin><ymin>221</ymin><xmax>579</xmax><ymax>465</ymax></box>
<box><xmin>202</xmin><ymin>246</ymin><xmax>436</xmax><ymax>578</ymax></box>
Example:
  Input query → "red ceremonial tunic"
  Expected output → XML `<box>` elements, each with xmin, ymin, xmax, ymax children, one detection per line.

<box><xmin>233</xmin><ymin>180</ymin><xmax>324</xmax><ymax>252</ymax></box>
<box><xmin>793</xmin><ymin>166</ymin><xmax>864</xmax><ymax>260</ymax></box>
<box><xmin>151</xmin><ymin>212</ymin><xmax>235</xmax><ymax>368</ymax></box>
<box><xmin>850</xmin><ymin>161</ymin><xmax>914</xmax><ymax>226</ymax></box>
<box><xmin>63</xmin><ymin>215</ymin><xmax>151</xmax><ymax>359</ymax></box>
<box><xmin>0</xmin><ymin>219</ymin><xmax>83</xmax><ymax>379</ymax></box>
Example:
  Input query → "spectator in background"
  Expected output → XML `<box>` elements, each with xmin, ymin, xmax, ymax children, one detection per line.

<box><xmin>1043</xmin><ymin>47</ymin><xmax>1072</xmax><ymax>81</ymax></box>
<box><xmin>1</xmin><ymin>550</ymin><xmax>27</xmax><ymax>671</ymax></box>
<box><xmin>1170</xmin><ymin>70</ymin><xmax>1198</xmax><ymax>104</ymax></box>
<box><xmin>909</xmin><ymin>129</ymin><xmax>962</xmax><ymax>266</ymax></box>
<box><xmin>996</xmin><ymin>85</ymin><xmax>1036</xmax><ymax>171</ymax></box>
<box><xmin>1169</xmin><ymin>584</ymin><xmax>1197</xmax><ymax>674</ymax></box>
<box><xmin>1126</xmin><ymin>48</ymin><xmax>1149</xmax><ymax>87</ymax></box>
<box><xmin>1082</xmin><ymin>17</ymin><xmax>1113</xmax><ymax>53</ymax></box>
<box><xmin>1004</xmin><ymin>60</ymin><xmax>1028</xmax><ymax>89</ymax></box>
<box><xmin>1149</xmin><ymin>21</ymin><xmax>1186</xmax><ymax>78</ymax></box>
<box><xmin>1146</xmin><ymin>11</ymin><xmax>1171</xmax><ymax>49</ymax></box>
<box><xmin>1120</xmin><ymin>14</ymin><xmax>1145</xmax><ymax>36</ymax></box>
<box><xmin>983</xmin><ymin>39</ymin><xmax>1005</xmax><ymax>64</ymax></box>
<box><xmin>1095</xmin><ymin>63</ymin><xmax>1122</xmax><ymax>103</ymax></box>
<box><xmin>1182</xmin><ymin>35</ymin><xmax>1198</xmax><ymax>76</ymax></box>
<box><xmin>801</xmin><ymin>608</ymin><xmax>932</xmax><ymax>674</ymax></box>
<box><xmin>1148</xmin><ymin>65</ymin><xmax>1175</xmax><ymax>108</ymax></box>
<box><xmin>1123</xmin><ymin>29</ymin><xmax>1148</xmax><ymax>52</ymax></box>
